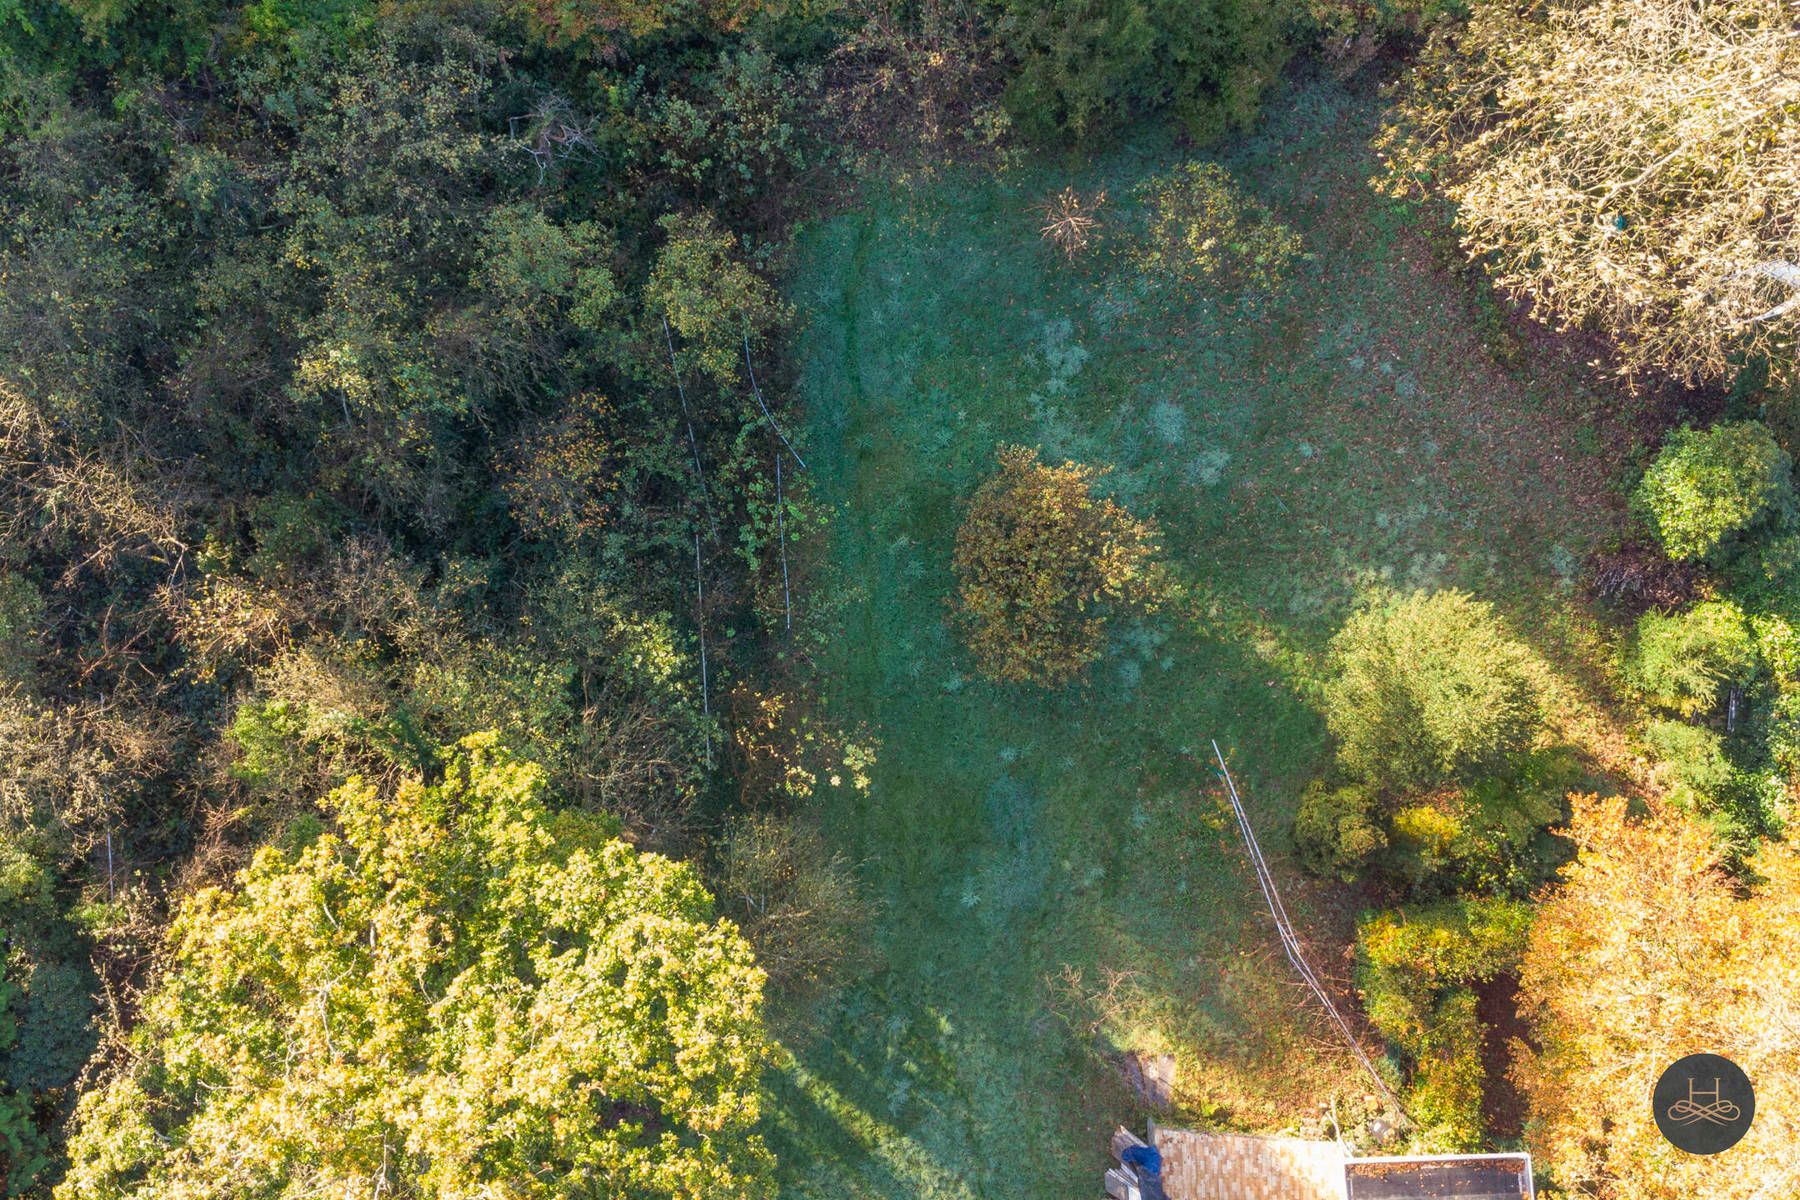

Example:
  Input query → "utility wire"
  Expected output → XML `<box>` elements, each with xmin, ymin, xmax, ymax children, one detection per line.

<box><xmin>1210</xmin><ymin>739</ymin><xmax>1409</xmax><ymax>1123</ymax></box>
<box><xmin>743</xmin><ymin>329</ymin><xmax>806</xmax><ymax>471</ymax></box>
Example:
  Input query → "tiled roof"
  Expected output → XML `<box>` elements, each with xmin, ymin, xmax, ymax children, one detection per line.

<box><xmin>1149</xmin><ymin>1129</ymin><xmax>1533</xmax><ymax>1200</ymax></box>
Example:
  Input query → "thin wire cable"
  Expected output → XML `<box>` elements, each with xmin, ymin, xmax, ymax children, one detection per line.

<box><xmin>743</xmin><ymin>329</ymin><xmax>806</xmax><ymax>471</ymax></box>
<box><xmin>1211</xmin><ymin>739</ymin><xmax>1409</xmax><ymax>1122</ymax></box>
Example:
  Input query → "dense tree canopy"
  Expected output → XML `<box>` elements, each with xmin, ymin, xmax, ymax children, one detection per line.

<box><xmin>1517</xmin><ymin>794</ymin><xmax>1800</xmax><ymax>1198</ymax></box>
<box><xmin>1381</xmin><ymin>0</ymin><xmax>1800</xmax><ymax>384</ymax></box>
<box><xmin>62</xmin><ymin>735</ymin><xmax>774</xmax><ymax>1200</ymax></box>
<box><xmin>1634</xmin><ymin>422</ymin><xmax>1794</xmax><ymax>562</ymax></box>
<box><xmin>1325</xmin><ymin>590</ymin><xmax>1541</xmax><ymax>792</ymax></box>
<box><xmin>4</xmin><ymin>0</ymin><xmax>1792</xmax><ymax>1186</ymax></box>
<box><xmin>1629</xmin><ymin>600</ymin><xmax>1758</xmax><ymax>718</ymax></box>
<box><xmin>987</xmin><ymin>0</ymin><xmax>1289</xmax><ymax>142</ymax></box>
<box><xmin>1357</xmin><ymin>898</ymin><xmax>1530</xmax><ymax>1149</ymax></box>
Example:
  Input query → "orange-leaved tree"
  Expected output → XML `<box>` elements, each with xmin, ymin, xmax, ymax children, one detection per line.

<box><xmin>1515</xmin><ymin>793</ymin><xmax>1800</xmax><ymax>1198</ymax></box>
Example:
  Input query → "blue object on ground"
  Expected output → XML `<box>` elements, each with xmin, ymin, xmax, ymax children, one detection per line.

<box><xmin>1120</xmin><ymin>1145</ymin><xmax>1162</xmax><ymax>1178</ymax></box>
<box><xmin>1120</xmin><ymin>1143</ymin><xmax>1167</xmax><ymax>1200</ymax></box>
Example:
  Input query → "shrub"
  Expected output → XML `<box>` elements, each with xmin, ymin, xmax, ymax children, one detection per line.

<box><xmin>642</xmin><ymin>47</ymin><xmax>821</xmax><ymax>221</ymax></box>
<box><xmin>1383</xmin><ymin>751</ymin><xmax>1578</xmax><ymax>898</ymax></box>
<box><xmin>1131</xmin><ymin>162</ymin><xmax>1301</xmax><ymax>296</ymax></box>
<box><xmin>0</xmin><ymin>831</ymin><xmax>97</xmax><ymax>1197</ymax></box>
<box><xmin>1751</xmin><ymin>612</ymin><xmax>1800</xmax><ymax>686</ymax></box>
<box><xmin>1644</xmin><ymin>719</ymin><xmax>1733</xmax><ymax>810</ymax></box>
<box><xmin>1357</xmin><ymin>898</ymin><xmax>1532</xmax><ymax>1151</ymax></box>
<box><xmin>1293</xmin><ymin>780</ymin><xmax>1387</xmax><ymax>881</ymax></box>
<box><xmin>1766</xmin><ymin>691</ymin><xmax>1800</xmax><ymax>778</ymax></box>
<box><xmin>502</xmin><ymin>391</ymin><xmax>618</xmax><ymax>544</ymax></box>
<box><xmin>1629</xmin><ymin>601</ymin><xmax>1757</xmax><ymax>717</ymax></box>
<box><xmin>1325</xmin><ymin>589</ymin><xmax>1541</xmax><ymax>791</ymax></box>
<box><xmin>516</xmin><ymin>0</ymin><xmax>769</xmax><ymax>54</ymax></box>
<box><xmin>952</xmin><ymin>445</ymin><xmax>1159</xmax><ymax>687</ymax></box>
<box><xmin>713</xmin><ymin>814</ymin><xmax>876</xmax><ymax>1011</ymax></box>
<box><xmin>987</xmin><ymin>0</ymin><xmax>1288</xmax><ymax>142</ymax></box>
<box><xmin>1300</xmin><ymin>0</ymin><xmax>1454</xmax><ymax>38</ymax></box>
<box><xmin>0</xmin><ymin>960</ymin><xmax>53</xmax><ymax>1198</ymax></box>
<box><xmin>1633</xmin><ymin>423</ymin><xmax>1793</xmax><ymax>562</ymax></box>
<box><xmin>0</xmin><ymin>571</ymin><xmax>42</xmax><ymax>685</ymax></box>
<box><xmin>1388</xmin><ymin>801</ymin><xmax>1465</xmax><ymax>890</ymax></box>
<box><xmin>644</xmin><ymin>210</ymin><xmax>788</xmax><ymax>389</ymax></box>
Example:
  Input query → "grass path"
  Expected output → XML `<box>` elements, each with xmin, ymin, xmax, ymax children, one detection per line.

<box><xmin>765</xmin><ymin>77</ymin><xmax>1633</xmax><ymax>1199</ymax></box>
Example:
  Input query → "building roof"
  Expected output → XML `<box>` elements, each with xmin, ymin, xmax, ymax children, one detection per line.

<box><xmin>1150</xmin><ymin>1129</ymin><xmax>1533</xmax><ymax>1200</ymax></box>
<box><xmin>1343</xmin><ymin>1153</ymin><xmax>1533</xmax><ymax>1200</ymax></box>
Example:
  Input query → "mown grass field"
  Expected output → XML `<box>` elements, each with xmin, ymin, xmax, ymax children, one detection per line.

<box><xmin>764</xmin><ymin>76</ymin><xmax>1634</xmax><ymax>1200</ymax></box>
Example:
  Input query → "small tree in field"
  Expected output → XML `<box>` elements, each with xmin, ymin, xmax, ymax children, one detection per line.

<box><xmin>952</xmin><ymin>445</ymin><xmax>1158</xmax><ymax>687</ymax></box>
<box><xmin>1325</xmin><ymin>589</ymin><xmax>1540</xmax><ymax>792</ymax></box>
<box><xmin>1633</xmin><ymin>422</ymin><xmax>1793</xmax><ymax>562</ymax></box>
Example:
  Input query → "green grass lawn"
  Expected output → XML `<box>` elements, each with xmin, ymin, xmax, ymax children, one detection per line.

<box><xmin>765</xmin><ymin>75</ymin><xmax>1631</xmax><ymax>1200</ymax></box>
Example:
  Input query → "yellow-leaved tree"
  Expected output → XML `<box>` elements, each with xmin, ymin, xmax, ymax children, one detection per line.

<box><xmin>952</xmin><ymin>445</ymin><xmax>1158</xmax><ymax>687</ymax></box>
<box><xmin>60</xmin><ymin>733</ymin><xmax>774</xmax><ymax>1200</ymax></box>
<box><xmin>1515</xmin><ymin>794</ymin><xmax>1800</xmax><ymax>1198</ymax></box>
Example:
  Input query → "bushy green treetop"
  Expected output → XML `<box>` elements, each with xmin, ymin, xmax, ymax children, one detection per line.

<box><xmin>988</xmin><ymin>0</ymin><xmax>1288</xmax><ymax>142</ymax></box>
<box><xmin>1634</xmin><ymin>422</ymin><xmax>1793</xmax><ymax>562</ymax></box>
<box><xmin>1629</xmin><ymin>600</ymin><xmax>1758</xmax><ymax>717</ymax></box>
<box><xmin>62</xmin><ymin>734</ymin><xmax>774</xmax><ymax>1200</ymax></box>
<box><xmin>952</xmin><ymin>445</ymin><xmax>1159</xmax><ymax>687</ymax></box>
<box><xmin>1325</xmin><ymin>589</ymin><xmax>1540</xmax><ymax>792</ymax></box>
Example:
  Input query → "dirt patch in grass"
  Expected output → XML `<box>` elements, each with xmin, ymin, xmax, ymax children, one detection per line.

<box><xmin>1475</xmin><ymin>972</ymin><xmax>1530</xmax><ymax>1141</ymax></box>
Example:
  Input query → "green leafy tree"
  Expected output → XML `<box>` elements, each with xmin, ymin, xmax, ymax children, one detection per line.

<box><xmin>1643</xmin><ymin>719</ymin><xmax>1732</xmax><ymax>812</ymax></box>
<box><xmin>1634</xmin><ymin>423</ymin><xmax>1793</xmax><ymax>562</ymax></box>
<box><xmin>447</xmin><ymin>207</ymin><xmax>621</xmax><ymax>407</ymax></box>
<box><xmin>1629</xmin><ymin>600</ymin><xmax>1758</xmax><ymax>716</ymax></box>
<box><xmin>1325</xmin><ymin>589</ymin><xmax>1541</xmax><ymax>791</ymax></box>
<box><xmin>643</xmin><ymin>211</ymin><xmax>787</xmax><ymax>389</ymax></box>
<box><xmin>952</xmin><ymin>445</ymin><xmax>1159</xmax><ymax>687</ymax></box>
<box><xmin>0</xmin><ymin>829</ymin><xmax>97</xmax><ymax>1199</ymax></box>
<box><xmin>987</xmin><ymin>0</ymin><xmax>1288</xmax><ymax>142</ymax></box>
<box><xmin>1</xmin><ymin>959</ymin><xmax>54</xmax><ymax>1198</ymax></box>
<box><xmin>61</xmin><ymin>734</ymin><xmax>774</xmax><ymax>1200</ymax></box>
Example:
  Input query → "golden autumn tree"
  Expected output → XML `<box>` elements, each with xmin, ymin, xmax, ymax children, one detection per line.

<box><xmin>60</xmin><ymin>735</ymin><xmax>775</xmax><ymax>1200</ymax></box>
<box><xmin>1515</xmin><ymin>794</ymin><xmax>1800</xmax><ymax>1198</ymax></box>
<box><xmin>1380</xmin><ymin>0</ymin><xmax>1800</xmax><ymax>384</ymax></box>
<box><xmin>952</xmin><ymin>445</ymin><xmax>1158</xmax><ymax>687</ymax></box>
